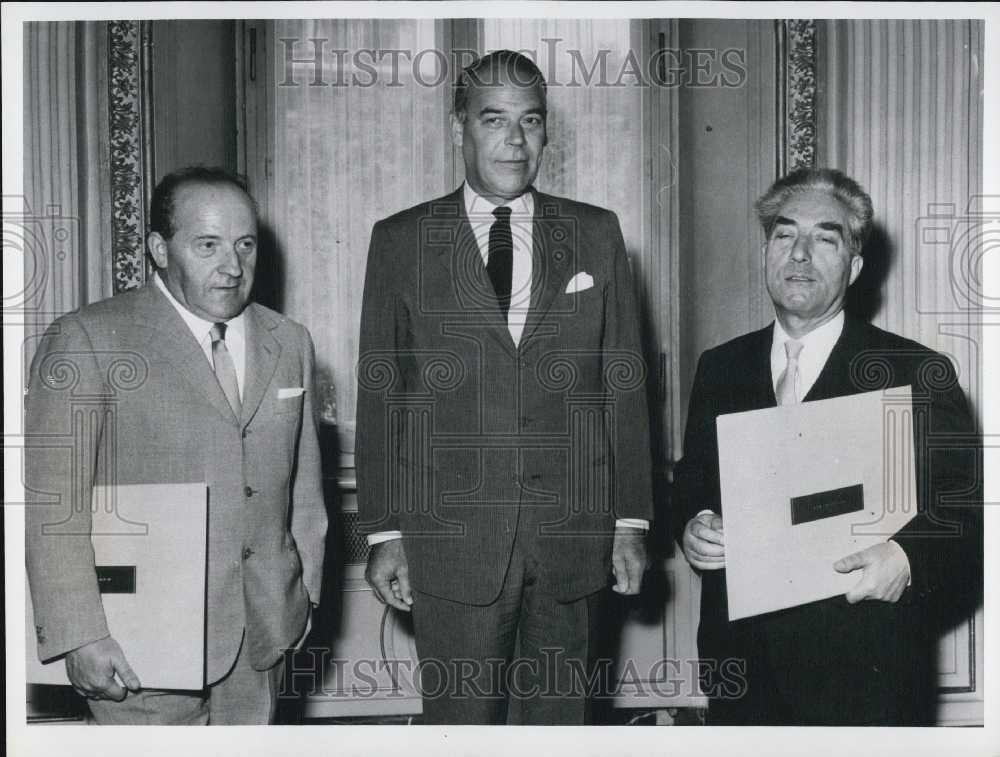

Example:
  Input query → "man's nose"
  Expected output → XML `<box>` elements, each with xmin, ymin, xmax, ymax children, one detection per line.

<box><xmin>790</xmin><ymin>235</ymin><xmax>811</xmax><ymax>262</ymax></box>
<box><xmin>217</xmin><ymin>245</ymin><xmax>243</xmax><ymax>277</ymax></box>
<box><xmin>506</xmin><ymin>121</ymin><xmax>525</xmax><ymax>146</ymax></box>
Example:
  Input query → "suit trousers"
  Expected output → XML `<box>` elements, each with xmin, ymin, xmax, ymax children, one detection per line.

<box><xmin>704</xmin><ymin>624</ymin><xmax>935</xmax><ymax>726</ymax></box>
<box><xmin>410</xmin><ymin>509</ymin><xmax>605</xmax><ymax>725</ymax></box>
<box><xmin>86</xmin><ymin>632</ymin><xmax>285</xmax><ymax>725</ymax></box>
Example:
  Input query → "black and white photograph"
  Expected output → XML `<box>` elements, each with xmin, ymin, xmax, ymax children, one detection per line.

<box><xmin>3</xmin><ymin>2</ymin><xmax>997</xmax><ymax>755</ymax></box>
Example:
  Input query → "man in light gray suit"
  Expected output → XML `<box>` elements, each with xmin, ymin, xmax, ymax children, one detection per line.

<box><xmin>25</xmin><ymin>167</ymin><xmax>328</xmax><ymax>724</ymax></box>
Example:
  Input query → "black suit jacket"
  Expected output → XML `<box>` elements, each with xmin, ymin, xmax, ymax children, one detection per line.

<box><xmin>356</xmin><ymin>187</ymin><xmax>653</xmax><ymax>604</ymax></box>
<box><xmin>672</xmin><ymin>315</ymin><xmax>981</xmax><ymax>723</ymax></box>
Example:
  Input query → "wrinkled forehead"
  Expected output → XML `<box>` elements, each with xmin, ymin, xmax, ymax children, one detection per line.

<box><xmin>774</xmin><ymin>189</ymin><xmax>850</xmax><ymax>230</ymax></box>
<box><xmin>172</xmin><ymin>182</ymin><xmax>257</xmax><ymax>230</ymax></box>
<box><xmin>463</xmin><ymin>70</ymin><xmax>547</xmax><ymax>113</ymax></box>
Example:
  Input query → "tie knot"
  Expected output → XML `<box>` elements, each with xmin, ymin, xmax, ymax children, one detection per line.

<box><xmin>492</xmin><ymin>206</ymin><xmax>512</xmax><ymax>222</ymax></box>
<box><xmin>210</xmin><ymin>322</ymin><xmax>228</xmax><ymax>343</ymax></box>
<box><xmin>784</xmin><ymin>339</ymin><xmax>803</xmax><ymax>361</ymax></box>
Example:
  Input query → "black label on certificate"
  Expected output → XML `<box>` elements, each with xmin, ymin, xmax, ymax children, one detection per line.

<box><xmin>95</xmin><ymin>566</ymin><xmax>136</xmax><ymax>594</ymax></box>
<box><xmin>790</xmin><ymin>484</ymin><xmax>864</xmax><ymax>525</ymax></box>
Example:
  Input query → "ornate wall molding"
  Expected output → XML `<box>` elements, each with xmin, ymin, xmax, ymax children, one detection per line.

<box><xmin>775</xmin><ymin>19</ymin><xmax>818</xmax><ymax>175</ymax></box>
<box><xmin>107</xmin><ymin>20</ymin><xmax>150</xmax><ymax>293</ymax></box>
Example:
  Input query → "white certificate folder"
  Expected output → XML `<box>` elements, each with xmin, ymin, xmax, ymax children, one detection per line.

<box><xmin>717</xmin><ymin>388</ymin><xmax>916</xmax><ymax>621</ymax></box>
<box><xmin>26</xmin><ymin>482</ymin><xmax>208</xmax><ymax>689</ymax></box>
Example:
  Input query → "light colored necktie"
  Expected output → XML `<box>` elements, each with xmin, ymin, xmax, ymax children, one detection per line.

<box><xmin>776</xmin><ymin>339</ymin><xmax>804</xmax><ymax>405</ymax></box>
<box><xmin>210</xmin><ymin>322</ymin><xmax>241</xmax><ymax>416</ymax></box>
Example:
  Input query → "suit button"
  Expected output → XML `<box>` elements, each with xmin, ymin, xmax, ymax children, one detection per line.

<box><xmin>242</xmin><ymin>547</ymin><xmax>254</xmax><ymax>560</ymax></box>
<box><xmin>242</xmin><ymin>429</ymin><xmax>248</xmax><ymax>439</ymax></box>
<box><xmin>244</xmin><ymin>486</ymin><xmax>254</xmax><ymax>497</ymax></box>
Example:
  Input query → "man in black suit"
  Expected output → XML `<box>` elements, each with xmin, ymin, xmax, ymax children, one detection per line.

<box><xmin>673</xmin><ymin>168</ymin><xmax>981</xmax><ymax>725</ymax></box>
<box><xmin>355</xmin><ymin>51</ymin><xmax>653</xmax><ymax>724</ymax></box>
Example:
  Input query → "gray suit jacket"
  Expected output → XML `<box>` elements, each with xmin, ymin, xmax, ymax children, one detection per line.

<box><xmin>25</xmin><ymin>283</ymin><xmax>327</xmax><ymax>683</ymax></box>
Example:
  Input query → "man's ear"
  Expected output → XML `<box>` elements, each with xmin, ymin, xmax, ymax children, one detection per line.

<box><xmin>760</xmin><ymin>242</ymin><xmax>767</xmax><ymax>271</ymax></box>
<box><xmin>147</xmin><ymin>232</ymin><xmax>168</xmax><ymax>269</ymax></box>
<box><xmin>848</xmin><ymin>253</ymin><xmax>864</xmax><ymax>286</ymax></box>
<box><xmin>450</xmin><ymin>113</ymin><xmax>464</xmax><ymax>148</ymax></box>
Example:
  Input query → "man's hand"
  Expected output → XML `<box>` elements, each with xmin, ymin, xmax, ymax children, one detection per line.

<box><xmin>365</xmin><ymin>539</ymin><xmax>413</xmax><ymax>612</ymax></box>
<box><xmin>834</xmin><ymin>540</ymin><xmax>911</xmax><ymax>604</ymax></box>
<box><xmin>611</xmin><ymin>526</ymin><xmax>649</xmax><ymax>595</ymax></box>
<box><xmin>682</xmin><ymin>511</ymin><xmax>725</xmax><ymax>571</ymax></box>
<box><xmin>65</xmin><ymin>635</ymin><xmax>141</xmax><ymax>701</ymax></box>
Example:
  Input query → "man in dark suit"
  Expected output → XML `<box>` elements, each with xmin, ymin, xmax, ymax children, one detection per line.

<box><xmin>673</xmin><ymin>168</ymin><xmax>981</xmax><ymax>725</ymax></box>
<box><xmin>356</xmin><ymin>50</ymin><xmax>653</xmax><ymax>724</ymax></box>
<box><xmin>25</xmin><ymin>167</ymin><xmax>328</xmax><ymax>724</ymax></box>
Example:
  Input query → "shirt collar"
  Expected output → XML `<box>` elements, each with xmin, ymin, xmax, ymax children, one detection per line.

<box><xmin>770</xmin><ymin>310</ymin><xmax>845</xmax><ymax>396</ymax></box>
<box><xmin>772</xmin><ymin>310</ymin><xmax>845</xmax><ymax>352</ymax></box>
<box><xmin>463</xmin><ymin>182</ymin><xmax>534</xmax><ymax>223</ymax></box>
<box><xmin>153</xmin><ymin>271</ymin><xmax>246</xmax><ymax>344</ymax></box>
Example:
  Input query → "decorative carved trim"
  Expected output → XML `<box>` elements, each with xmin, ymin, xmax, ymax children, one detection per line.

<box><xmin>107</xmin><ymin>20</ymin><xmax>146</xmax><ymax>293</ymax></box>
<box><xmin>776</xmin><ymin>19</ymin><xmax>818</xmax><ymax>175</ymax></box>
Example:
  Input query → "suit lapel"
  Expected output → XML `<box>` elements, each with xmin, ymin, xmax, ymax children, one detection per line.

<box><xmin>521</xmin><ymin>189</ymin><xmax>572</xmax><ymax>350</ymax></box>
<box><xmin>802</xmin><ymin>315</ymin><xmax>863</xmax><ymax>403</ymax></box>
<box><xmin>433</xmin><ymin>187</ymin><xmax>517</xmax><ymax>356</ymax></box>
<box><xmin>141</xmin><ymin>284</ymin><xmax>241</xmax><ymax>425</ymax></box>
<box><xmin>240</xmin><ymin>304</ymin><xmax>282</xmax><ymax>426</ymax></box>
<box><xmin>752</xmin><ymin>323</ymin><xmax>779</xmax><ymax>409</ymax></box>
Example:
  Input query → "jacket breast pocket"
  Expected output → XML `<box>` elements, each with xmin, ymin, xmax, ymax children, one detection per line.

<box><xmin>273</xmin><ymin>388</ymin><xmax>305</xmax><ymax>416</ymax></box>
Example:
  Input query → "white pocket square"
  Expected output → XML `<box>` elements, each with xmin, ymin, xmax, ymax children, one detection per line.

<box><xmin>277</xmin><ymin>387</ymin><xmax>305</xmax><ymax>399</ymax></box>
<box><xmin>565</xmin><ymin>271</ymin><xmax>594</xmax><ymax>294</ymax></box>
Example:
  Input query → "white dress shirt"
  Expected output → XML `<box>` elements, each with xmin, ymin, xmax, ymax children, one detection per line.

<box><xmin>463</xmin><ymin>181</ymin><xmax>534</xmax><ymax>346</ymax></box>
<box><xmin>769</xmin><ymin>311</ymin><xmax>844</xmax><ymax>401</ymax></box>
<box><xmin>154</xmin><ymin>272</ymin><xmax>247</xmax><ymax>397</ymax></box>
<box><xmin>368</xmin><ymin>184</ymin><xmax>648</xmax><ymax>546</ymax></box>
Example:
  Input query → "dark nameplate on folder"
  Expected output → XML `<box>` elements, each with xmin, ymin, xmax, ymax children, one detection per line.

<box><xmin>790</xmin><ymin>484</ymin><xmax>865</xmax><ymax>526</ymax></box>
<box><xmin>94</xmin><ymin>565</ymin><xmax>137</xmax><ymax>594</ymax></box>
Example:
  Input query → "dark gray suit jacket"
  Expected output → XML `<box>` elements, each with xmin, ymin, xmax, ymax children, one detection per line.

<box><xmin>356</xmin><ymin>187</ymin><xmax>653</xmax><ymax>604</ymax></box>
<box><xmin>672</xmin><ymin>315</ymin><xmax>982</xmax><ymax>723</ymax></box>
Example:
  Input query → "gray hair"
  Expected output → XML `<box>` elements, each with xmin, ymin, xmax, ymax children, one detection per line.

<box><xmin>755</xmin><ymin>168</ymin><xmax>873</xmax><ymax>254</ymax></box>
<box><xmin>453</xmin><ymin>49</ymin><xmax>547</xmax><ymax>122</ymax></box>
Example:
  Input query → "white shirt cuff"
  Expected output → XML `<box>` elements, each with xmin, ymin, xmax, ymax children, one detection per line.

<box><xmin>366</xmin><ymin>530</ymin><xmax>402</xmax><ymax>546</ymax></box>
<box><xmin>615</xmin><ymin>518</ymin><xmax>649</xmax><ymax>530</ymax></box>
<box><xmin>368</xmin><ymin>523</ymin><xmax>648</xmax><ymax>543</ymax></box>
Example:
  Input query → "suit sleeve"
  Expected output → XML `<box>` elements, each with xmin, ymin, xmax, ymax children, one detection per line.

<box><xmin>890</xmin><ymin>356</ymin><xmax>982</xmax><ymax>602</ymax></box>
<box><xmin>25</xmin><ymin>315</ymin><xmax>110</xmax><ymax>661</ymax></box>
<box><xmin>355</xmin><ymin>220</ymin><xmax>403</xmax><ymax>535</ymax></box>
<box><xmin>602</xmin><ymin>212</ymin><xmax>654</xmax><ymax>522</ymax></box>
<box><xmin>670</xmin><ymin>351</ymin><xmax>721</xmax><ymax>547</ymax></box>
<box><xmin>290</xmin><ymin>325</ymin><xmax>328</xmax><ymax>605</ymax></box>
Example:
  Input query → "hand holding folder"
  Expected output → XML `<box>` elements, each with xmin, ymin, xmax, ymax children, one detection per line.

<box><xmin>64</xmin><ymin>635</ymin><xmax>141</xmax><ymax>701</ymax></box>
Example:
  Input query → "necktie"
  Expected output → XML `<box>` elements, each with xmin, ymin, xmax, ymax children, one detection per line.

<box><xmin>210</xmin><ymin>322</ymin><xmax>241</xmax><ymax>416</ymax></box>
<box><xmin>776</xmin><ymin>339</ymin><xmax>804</xmax><ymax>405</ymax></box>
<box><xmin>486</xmin><ymin>206</ymin><xmax>513</xmax><ymax>319</ymax></box>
